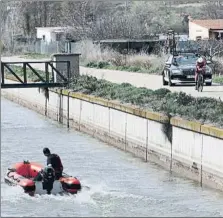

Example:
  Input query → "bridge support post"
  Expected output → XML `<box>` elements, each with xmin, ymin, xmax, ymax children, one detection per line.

<box><xmin>51</xmin><ymin>53</ymin><xmax>81</xmax><ymax>84</ymax></box>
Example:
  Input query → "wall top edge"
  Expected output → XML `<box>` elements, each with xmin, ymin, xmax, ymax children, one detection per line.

<box><xmin>52</xmin><ymin>88</ymin><xmax>223</xmax><ymax>140</ymax></box>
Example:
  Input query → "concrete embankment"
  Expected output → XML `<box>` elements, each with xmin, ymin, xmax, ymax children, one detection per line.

<box><xmin>2</xmin><ymin>80</ymin><xmax>223</xmax><ymax>192</ymax></box>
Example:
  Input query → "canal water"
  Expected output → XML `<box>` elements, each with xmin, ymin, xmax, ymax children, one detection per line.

<box><xmin>1</xmin><ymin>98</ymin><xmax>223</xmax><ymax>217</ymax></box>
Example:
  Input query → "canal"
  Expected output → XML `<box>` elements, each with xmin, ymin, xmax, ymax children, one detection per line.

<box><xmin>1</xmin><ymin>98</ymin><xmax>223</xmax><ymax>217</ymax></box>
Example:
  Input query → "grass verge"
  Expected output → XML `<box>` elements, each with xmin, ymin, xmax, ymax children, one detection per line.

<box><xmin>70</xmin><ymin>75</ymin><xmax>223</xmax><ymax>128</ymax></box>
<box><xmin>75</xmin><ymin>40</ymin><xmax>167</xmax><ymax>75</ymax></box>
<box><xmin>84</xmin><ymin>60</ymin><xmax>163</xmax><ymax>74</ymax></box>
<box><xmin>4</xmin><ymin>65</ymin><xmax>51</xmax><ymax>82</ymax></box>
<box><xmin>19</xmin><ymin>53</ymin><xmax>50</xmax><ymax>59</ymax></box>
<box><xmin>213</xmin><ymin>75</ymin><xmax>223</xmax><ymax>85</ymax></box>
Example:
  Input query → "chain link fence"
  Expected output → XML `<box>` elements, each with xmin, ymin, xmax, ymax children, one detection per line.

<box><xmin>3</xmin><ymin>40</ymin><xmax>82</xmax><ymax>55</ymax></box>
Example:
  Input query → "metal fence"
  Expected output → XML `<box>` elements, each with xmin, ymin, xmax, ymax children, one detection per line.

<box><xmin>8</xmin><ymin>40</ymin><xmax>81</xmax><ymax>55</ymax></box>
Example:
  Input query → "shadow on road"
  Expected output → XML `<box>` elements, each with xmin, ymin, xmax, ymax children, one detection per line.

<box><xmin>202</xmin><ymin>91</ymin><xmax>223</xmax><ymax>93</ymax></box>
<box><xmin>173</xmin><ymin>84</ymin><xmax>194</xmax><ymax>87</ymax></box>
<box><xmin>172</xmin><ymin>83</ymin><xmax>223</xmax><ymax>87</ymax></box>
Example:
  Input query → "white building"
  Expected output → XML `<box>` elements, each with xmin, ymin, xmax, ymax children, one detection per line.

<box><xmin>158</xmin><ymin>33</ymin><xmax>189</xmax><ymax>41</ymax></box>
<box><xmin>36</xmin><ymin>27</ymin><xmax>72</xmax><ymax>43</ymax></box>
<box><xmin>188</xmin><ymin>19</ymin><xmax>223</xmax><ymax>40</ymax></box>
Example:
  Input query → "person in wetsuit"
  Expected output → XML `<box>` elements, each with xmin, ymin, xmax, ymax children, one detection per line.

<box><xmin>34</xmin><ymin>164</ymin><xmax>55</xmax><ymax>194</ymax></box>
<box><xmin>43</xmin><ymin>148</ymin><xmax>64</xmax><ymax>180</ymax></box>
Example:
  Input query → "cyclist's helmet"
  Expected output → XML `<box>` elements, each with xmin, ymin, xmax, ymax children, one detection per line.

<box><xmin>197</xmin><ymin>57</ymin><xmax>204</xmax><ymax>64</ymax></box>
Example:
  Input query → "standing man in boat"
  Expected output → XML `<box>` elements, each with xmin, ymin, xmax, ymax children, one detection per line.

<box><xmin>43</xmin><ymin>148</ymin><xmax>64</xmax><ymax>179</ymax></box>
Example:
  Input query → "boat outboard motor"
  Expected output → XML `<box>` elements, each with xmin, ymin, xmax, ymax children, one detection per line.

<box><xmin>42</xmin><ymin>165</ymin><xmax>55</xmax><ymax>194</ymax></box>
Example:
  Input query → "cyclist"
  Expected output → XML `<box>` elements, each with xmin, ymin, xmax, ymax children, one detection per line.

<box><xmin>195</xmin><ymin>57</ymin><xmax>206</xmax><ymax>90</ymax></box>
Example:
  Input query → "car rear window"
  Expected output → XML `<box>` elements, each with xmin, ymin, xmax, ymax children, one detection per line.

<box><xmin>175</xmin><ymin>55</ymin><xmax>197</xmax><ymax>65</ymax></box>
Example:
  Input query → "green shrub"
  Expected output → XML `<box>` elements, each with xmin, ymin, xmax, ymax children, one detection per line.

<box><xmin>86</xmin><ymin>61</ymin><xmax>111</xmax><ymax>69</ymax></box>
<box><xmin>213</xmin><ymin>76</ymin><xmax>223</xmax><ymax>85</ymax></box>
<box><xmin>70</xmin><ymin>75</ymin><xmax>223</xmax><ymax>127</ymax></box>
<box><xmin>6</xmin><ymin>66</ymin><xmax>223</xmax><ymax>128</ymax></box>
<box><xmin>97</xmin><ymin>61</ymin><xmax>110</xmax><ymax>69</ymax></box>
<box><xmin>86</xmin><ymin>62</ymin><xmax>98</xmax><ymax>68</ymax></box>
<box><xmin>20</xmin><ymin>53</ymin><xmax>50</xmax><ymax>59</ymax></box>
<box><xmin>84</xmin><ymin>60</ymin><xmax>164</xmax><ymax>74</ymax></box>
<box><xmin>4</xmin><ymin>65</ymin><xmax>46</xmax><ymax>82</ymax></box>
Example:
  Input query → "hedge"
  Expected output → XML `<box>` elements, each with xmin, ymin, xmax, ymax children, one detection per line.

<box><xmin>5</xmin><ymin>65</ymin><xmax>223</xmax><ymax>128</ymax></box>
<box><xmin>70</xmin><ymin>75</ymin><xmax>223</xmax><ymax>128</ymax></box>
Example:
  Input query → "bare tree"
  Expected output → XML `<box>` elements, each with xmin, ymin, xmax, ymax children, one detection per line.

<box><xmin>202</xmin><ymin>1</ymin><xmax>223</xmax><ymax>19</ymax></box>
<box><xmin>197</xmin><ymin>39</ymin><xmax>223</xmax><ymax>76</ymax></box>
<box><xmin>197</xmin><ymin>40</ymin><xmax>223</xmax><ymax>60</ymax></box>
<box><xmin>1</xmin><ymin>0</ymin><xmax>223</xmax><ymax>46</ymax></box>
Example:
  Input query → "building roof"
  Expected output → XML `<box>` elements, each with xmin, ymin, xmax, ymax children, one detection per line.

<box><xmin>35</xmin><ymin>27</ymin><xmax>72</xmax><ymax>32</ymax></box>
<box><xmin>191</xmin><ymin>19</ymin><xmax>223</xmax><ymax>30</ymax></box>
<box><xmin>35</xmin><ymin>26</ymin><xmax>90</xmax><ymax>33</ymax></box>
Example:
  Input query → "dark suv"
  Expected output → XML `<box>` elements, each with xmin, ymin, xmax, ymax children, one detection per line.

<box><xmin>162</xmin><ymin>53</ymin><xmax>213</xmax><ymax>86</ymax></box>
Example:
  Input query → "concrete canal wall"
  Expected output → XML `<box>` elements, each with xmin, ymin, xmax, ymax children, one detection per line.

<box><xmin>2</xmin><ymin>80</ymin><xmax>223</xmax><ymax>192</ymax></box>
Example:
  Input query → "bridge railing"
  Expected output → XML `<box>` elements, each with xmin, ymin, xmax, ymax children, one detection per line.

<box><xmin>1</xmin><ymin>61</ymin><xmax>71</xmax><ymax>88</ymax></box>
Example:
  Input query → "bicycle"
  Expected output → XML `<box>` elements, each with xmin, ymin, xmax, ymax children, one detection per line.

<box><xmin>196</xmin><ymin>71</ymin><xmax>204</xmax><ymax>92</ymax></box>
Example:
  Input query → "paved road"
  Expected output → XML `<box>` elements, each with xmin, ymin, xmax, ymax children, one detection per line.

<box><xmin>1</xmin><ymin>56</ymin><xmax>223</xmax><ymax>99</ymax></box>
<box><xmin>2</xmin><ymin>98</ymin><xmax>223</xmax><ymax>216</ymax></box>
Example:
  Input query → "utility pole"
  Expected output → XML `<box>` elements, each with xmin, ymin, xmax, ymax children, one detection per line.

<box><xmin>43</xmin><ymin>1</ymin><xmax>47</xmax><ymax>27</ymax></box>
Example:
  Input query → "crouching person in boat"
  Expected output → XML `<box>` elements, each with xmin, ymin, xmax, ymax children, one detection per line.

<box><xmin>43</xmin><ymin>148</ymin><xmax>64</xmax><ymax>180</ymax></box>
<box><xmin>34</xmin><ymin>164</ymin><xmax>55</xmax><ymax>194</ymax></box>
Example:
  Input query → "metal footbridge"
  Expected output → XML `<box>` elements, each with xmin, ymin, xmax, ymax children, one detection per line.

<box><xmin>1</xmin><ymin>61</ymin><xmax>70</xmax><ymax>89</ymax></box>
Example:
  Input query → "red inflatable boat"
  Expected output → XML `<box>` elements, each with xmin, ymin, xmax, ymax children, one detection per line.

<box><xmin>4</xmin><ymin>161</ymin><xmax>81</xmax><ymax>196</ymax></box>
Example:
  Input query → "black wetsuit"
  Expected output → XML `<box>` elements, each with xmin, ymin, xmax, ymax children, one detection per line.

<box><xmin>47</xmin><ymin>154</ymin><xmax>63</xmax><ymax>179</ymax></box>
<box><xmin>34</xmin><ymin>167</ymin><xmax>55</xmax><ymax>194</ymax></box>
